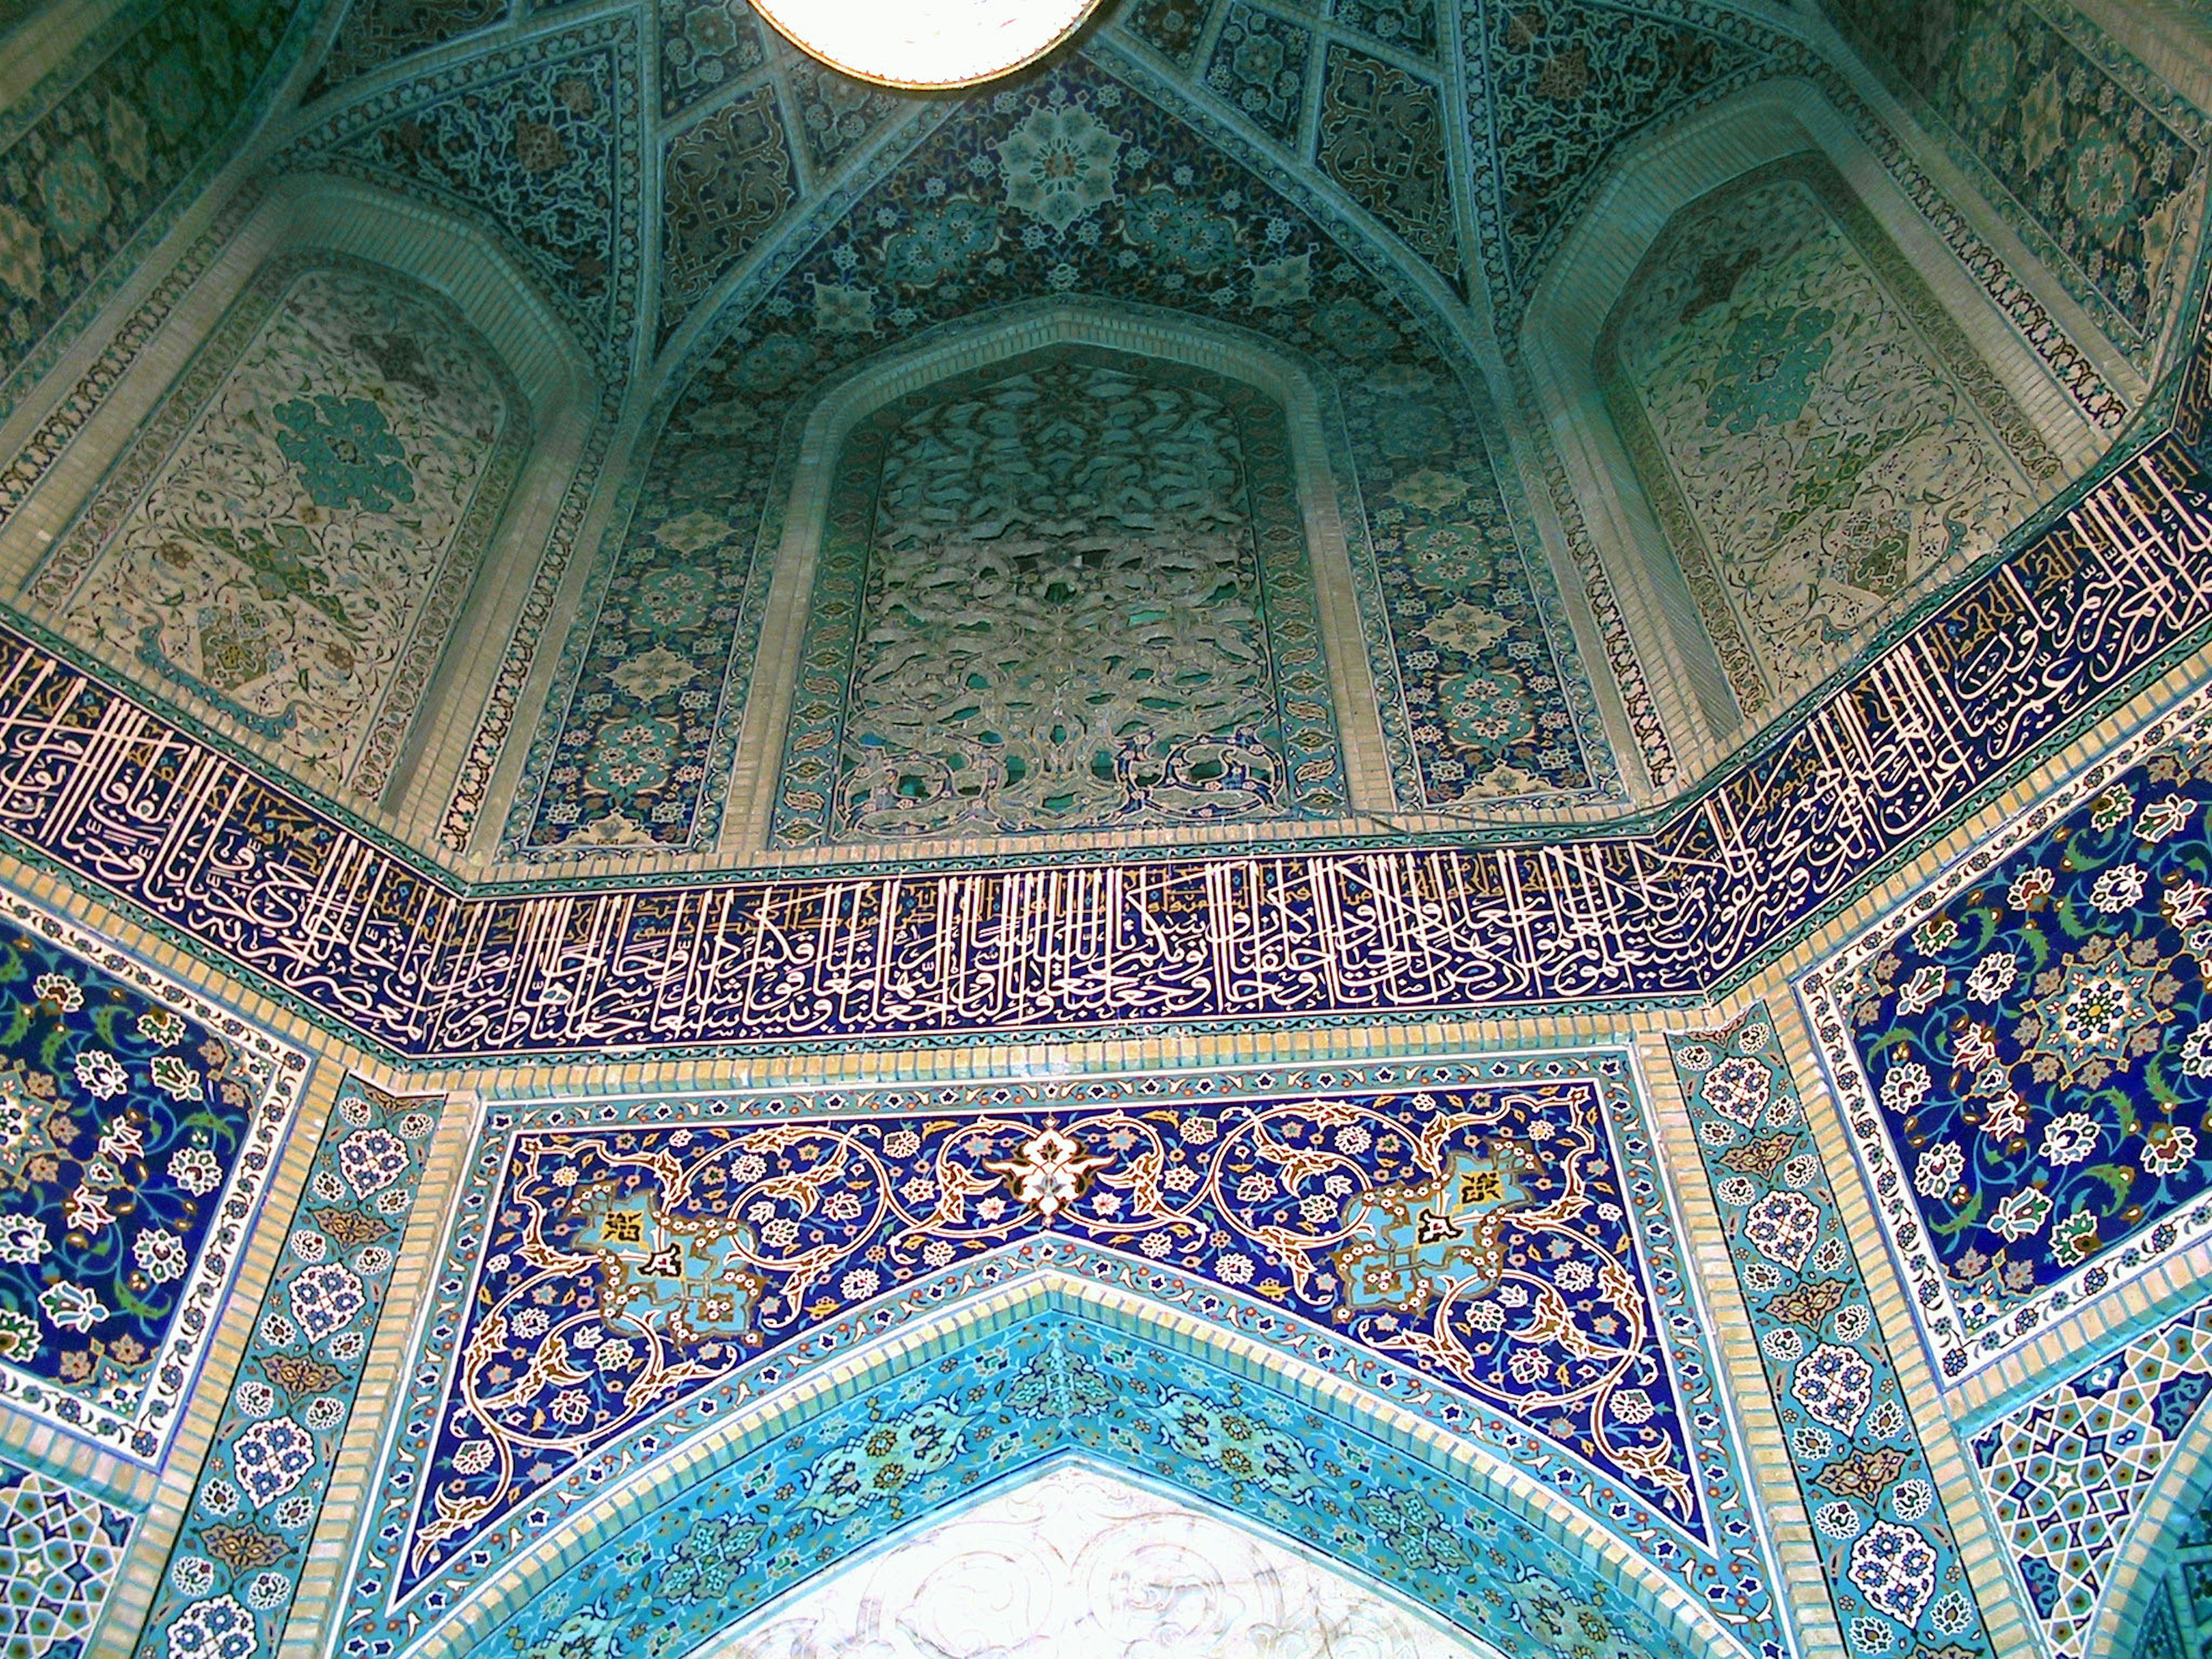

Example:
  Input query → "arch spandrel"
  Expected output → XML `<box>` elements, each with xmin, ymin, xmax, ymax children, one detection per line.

<box><xmin>334</xmin><ymin>1054</ymin><xmax>1778</xmax><ymax>1659</ymax></box>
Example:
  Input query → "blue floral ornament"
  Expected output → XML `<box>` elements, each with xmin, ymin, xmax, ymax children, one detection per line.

<box><xmin>1706</xmin><ymin>306</ymin><xmax>1835</xmax><ymax>433</ymax></box>
<box><xmin>272</xmin><ymin>395</ymin><xmax>415</xmax><ymax>513</ymax></box>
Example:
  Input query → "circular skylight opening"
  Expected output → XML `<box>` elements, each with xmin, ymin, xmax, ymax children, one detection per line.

<box><xmin>755</xmin><ymin>0</ymin><xmax>1103</xmax><ymax>88</ymax></box>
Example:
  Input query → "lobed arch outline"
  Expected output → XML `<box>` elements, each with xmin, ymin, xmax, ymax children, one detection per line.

<box><xmin>716</xmin><ymin>294</ymin><xmax>1400</xmax><ymax>857</ymax></box>
<box><xmin>0</xmin><ymin>172</ymin><xmax>600</xmax><ymax>839</ymax></box>
<box><xmin>1517</xmin><ymin>75</ymin><xmax>2111</xmax><ymax>781</ymax></box>
<box><xmin>357</xmin><ymin>1270</ymin><xmax>1756</xmax><ymax>1659</ymax></box>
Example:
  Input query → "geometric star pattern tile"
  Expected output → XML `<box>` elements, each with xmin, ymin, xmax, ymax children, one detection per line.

<box><xmin>1971</xmin><ymin>1298</ymin><xmax>2212</xmax><ymax>1659</ymax></box>
<box><xmin>0</xmin><ymin>1459</ymin><xmax>130</xmax><ymax>1659</ymax></box>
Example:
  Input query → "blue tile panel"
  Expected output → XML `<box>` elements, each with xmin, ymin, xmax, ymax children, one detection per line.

<box><xmin>0</xmin><ymin>893</ymin><xmax>305</xmax><ymax>1463</ymax></box>
<box><xmin>342</xmin><ymin>1056</ymin><xmax>1778</xmax><ymax>1659</ymax></box>
<box><xmin>1970</xmin><ymin>1296</ymin><xmax>2212</xmax><ymax>1658</ymax></box>
<box><xmin>1671</xmin><ymin>1010</ymin><xmax>1998</xmax><ymax>1659</ymax></box>
<box><xmin>136</xmin><ymin>1078</ymin><xmax>444</xmax><ymax>1659</ymax></box>
<box><xmin>410</xmin><ymin>1314</ymin><xmax>1707</xmax><ymax>1659</ymax></box>
<box><xmin>0</xmin><ymin>339</ymin><xmax>2200</xmax><ymax>1056</ymax></box>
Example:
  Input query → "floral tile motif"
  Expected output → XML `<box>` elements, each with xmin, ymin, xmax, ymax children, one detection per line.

<box><xmin>135</xmin><ymin>1080</ymin><xmax>441</xmax><ymax>1659</ymax></box>
<box><xmin>1671</xmin><ymin>1011</ymin><xmax>1997</xmax><ymax>1659</ymax></box>
<box><xmin>1316</xmin><ymin>47</ymin><xmax>1461</xmax><ymax>291</ymax></box>
<box><xmin>1971</xmin><ymin>1298</ymin><xmax>2212</xmax><ymax>1659</ymax></box>
<box><xmin>1462</xmin><ymin>0</ymin><xmax>1770</xmax><ymax>305</ymax></box>
<box><xmin>305</xmin><ymin>0</ymin><xmax>506</xmax><ymax>98</ymax></box>
<box><xmin>1120</xmin><ymin>0</ymin><xmax>1218</xmax><ymax>67</ymax></box>
<box><xmin>1332</xmin><ymin>0</ymin><xmax>1438</xmax><ymax>60</ymax></box>
<box><xmin>1203</xmin><ymin>3</ymin><xmax>1312</xmax><ymax>145</ymax></box>
<box><xmin>346</xmin><ymin>1055</ymin><xmax>1776</xmax><ymax>1657</ymax></box>
<box><xmin>29</xmin><ymin>257</ymin><xmax>525</xmax><ymax>797</ymax></box>
<box><xmin>1803</xmin><ymin>700</ymin><xmax>2212</xmax><ymax>1380</ymax></box>
<box><xmin>0</xmin><ymin>0</ymin><xmax>293</xmax><ymax>406</ymax></box>
<box><xmin>0</xmin><ymin>1456</ymin><xmax>131</xmax><ymax>1659</ymax></box>
<box><xmin>769</xmin><ymin>347</ymin><xmax>1349</xmax><ymax>843</ymax></box>
<box><xmin>658</xmin><ymin>84</ymin><xmax>798</xmax><ymax>337</ymax></box>
<box><xmin>408</xmin><ymin>1318</ymin><xmax>1710</xmax><ymax>1659</ymax></box>
<box><xmin>509</xmin><ymin>58</ymin><xmax>1615</xmax><ymax>854</ymax></box>
<box><xmin>1823</xmin><ymin>0</ymin><xmax>2208</xmax><ymax>369</ymax></box>
<box><xmin>279</xmin><ymin>20</ymin><xmax>643</xmax><ymax>382</ymax></box>
<box><xmin>782</xmin><ymin>59</ymin><xmax>911</xmax><ymax>174</ymax></box>
<box><xmin>1599</xmin><ymin>154</ymin><xmax>2044</xmax><ymax>713</ymax></box>
<box><xmin>397</xmin><ymin>1077</ymin><xmax>1698</xmax><ymax>1590</ymax></box>
<box><xmin>657</xmin><ymin>0</ymin><xmax>765</xmax><ymax>118</ymax></box>
<box><xmin>0</xmin><ymin>894</ymin><xmax>305</xmax><ymax>1461</ymax></box>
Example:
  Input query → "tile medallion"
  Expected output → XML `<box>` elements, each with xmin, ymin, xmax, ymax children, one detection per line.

<box><xmin>137</xmin><ymin>1078</ymin><xmax>444</xmax><ymax>1659</ymax></box>
<box><xmin>509</xmin><ymin>55</ymin><xmax>1618</xmax><ymax>855</ymax></box>
<box><xmin>1804</xmin><ymin>688</ymin><xmax>2212</xmax><ymax>1382</ymax></box>
<box><xmin>1971</xmin><ymin>1296</ymin><xmax>2212</xmax><ymax>1659</ymax></box>
<box><xmin>401</xmin><ymin>1316</ymin><xmax>1717</xmax><ymax>1659</ymax></box>
<box><xmin>340</xmin><ymin>1055</ymin><xmax>1778</xmax><ymax>1659</ymax></box>
<box><xmin>768</xmin><ymin>345</ymin><xmax>1349</xmax><ymax>844</ymax></box>
<box><xmin>28</xmin><ymin>257</ymin><xmax>526</xmax><ymax>798</ymax></box>
<box><xmin>278</xmin><ymin>18</ymin><xmax>645</xmax><ymax>382</ymax></box>
<box><xmin>1600</xmin><ymin>154</ymin><xmax>2047</xmax><ymax>713</ymax></box>
<box><xmin>0</xmin><ymin>1455</ymin><xmax>131</xmax><ymax>1659</ymax></box>
<box><xmin>1823</xmin><ymin>0</ymin><xmax>2209</xmax><ymax>370</ymax></box>
<box><xmin>1671</xmin><ymin>1010</ymin><xmax>1998</xmax><ymax>1659</ymax></box>
<box><xmin>0</xmin><ymin>892</ymin><xmax>306</xmax><ymax>1462</ymax></box>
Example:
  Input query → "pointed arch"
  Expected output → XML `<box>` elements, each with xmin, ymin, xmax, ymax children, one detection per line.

<box><xmin>375</xmin><ymin>1276</ymin><xmax>1748</xmax><ymax>1659</ymax></box>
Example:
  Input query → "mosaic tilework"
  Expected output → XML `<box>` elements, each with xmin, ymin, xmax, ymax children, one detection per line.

<box><xmin>1805</xmin><ymin>694</ymin><xmax>2212</xmax><ymax>1380</ymax></box>
<box><xmin>28</xmin><ymin>257</ymin><xmax>525</xmax><ymax>797</ymax></box>
<box><xmin>0</xmin><ymin>363</ymin><xmax>2198</xmax><ymax>1058</ymax></box>
<box><xmin>306</xmin><ymin>0</ymin><xmax>508</xmax><ymax>99</ymax></box>
<box><xmin>0</xmin><ymin>1456</ymin><xmax>131</xmax><ymax>1659</ymax></box>
<box><xmin>384</xmin><ymin>1316</ymin><xmax>1714</xmax><ymax>1659</ymax></box>
<box><xmin>344</xmin><ymin>1055</ymin><xmax>1777</xmax><ymax>1657</ymax></box>
<box><xmin>1672</xmin><ymin>1010</ymin><xmax>1998</xmax><ymax>1659</ymax></box>
<box><xmin>395</xmin><ymin>1069</ymin><xmax>1704</xmax><ymax>1593</ymax></box>
<box><xmin>136</xmin><ymin>1079</ymin><xmax>441</xmax><ymax>1659</ymax></box>
<box><xmin>1334</xmin><ymin>0</ymin><xmax>1437</xmax><ymax>62</ymax></box>
<box><xmin>1316</xmin><ymin>47</ymin><xmax>1461</xmax><ymax>292</ymax></box>
<box><xmin>1825</xmin><ymin>0</ymin><xmax>2209</xmax><ymax>369</ymax></box>
<box><xmin>782</xmin><ymin>60</ymin><xmax>911</xmax><ymax>174</ymax></box>
<box><xmin>1461</xmin><ymin>0</ymin><xmax>1770</xmax><ymax>305</ymax></box>
<box><xmin>0</xmin><ymin>892</ymin><xmax>304</xmax><ymax>1461</ymax></box>
<box><xmin>279</xmin><ymin>19</ymin><xmax>645</xmax><ymax>381</ymax></box>
<box><xmin>1600</xmin><ymin>155</ymin><xmax>2043</xmax><ymax>712</ymax></box>
<box><xmin>511</xmin><ymin>56</ymin><xmax>1616</xmax><ymax>853</ymax></box>
<box><xmin>768</xmin><ymin>346</ymin><xmax>1349</xmax><ymax>843</ymax></box>
<box><xmin>657</xmin><ymin>0</ymin><xmax>765</xmax><ymax>118</ymax></box>
<box><xmin>0</xmin><ymin>323</ymin><xmax>2200</xmax><ymax>1057</ymax></box>
<box><xmin>1122</xmin><ymin>0</ymin><xmax>1219</xmax><ymax>67</ymax></box>
<box><xmin>0</xmin><ymin>0</ymin><xmax>296</xmax><ymax>406</ymax></box>
<box><xmin>1972</xmin><ymin>1297</ymin><xmax>2212</xmax><ymax>1659</ymax></box>
<box><xmin>1203</xmin><ymin>3</ymin><xmax>1311</xmax><ymax>146</ymax></box>
<box><xmin>657</xmin><ymin>84</ymin><xmax>798</xmax><ymax>338</ymax></box>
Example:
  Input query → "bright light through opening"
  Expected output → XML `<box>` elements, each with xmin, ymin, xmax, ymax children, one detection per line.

<box><xmin>753</xmin><ymin>0</ymin><xmax>1104</xmax><ymax>88</ymax></box>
